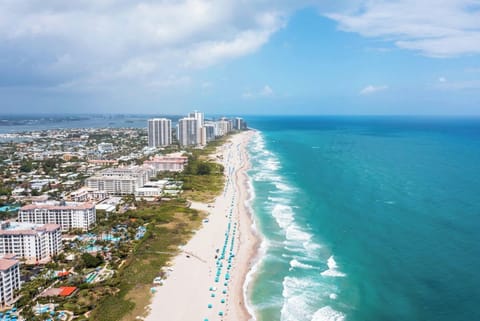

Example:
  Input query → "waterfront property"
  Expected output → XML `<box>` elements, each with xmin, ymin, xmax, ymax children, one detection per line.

<box><xmin>85</xmin><ymin>167</ymin><xmax>149</xmax><ymax>195</ymax></box>
<box><xmin>0</xmin><ymin>256</ymin><xmax>21</xmax><ymax>307</ymax></box>
<box><xmin>19</xmin><ymin>201</ymin><xmax>96</xmax><ymax>232</ymax></box>
<box><xmin>0</xmin><ymin>221</ymin><xmax>62</xmax><ymax>263</ymax></box>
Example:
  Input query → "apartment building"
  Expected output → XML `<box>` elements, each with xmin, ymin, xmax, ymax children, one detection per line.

<box><xmin>0</xmin><ymin>222</ymin><xmax>62</xmax><ymax>263</ymax></box>
<box><xmin>19</xmin><ymin>202</ymin><xmax>96</xmax><ymax>231</ymax></box>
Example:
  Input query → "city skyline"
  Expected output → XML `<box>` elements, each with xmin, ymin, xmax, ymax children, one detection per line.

<box><xmin>0</xmin><ymin>2</ymin><xmax>479</xmax><ymax>115</ymax></box>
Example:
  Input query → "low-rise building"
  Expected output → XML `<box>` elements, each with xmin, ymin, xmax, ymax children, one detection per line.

<box><xmin>0</xmin><ymin>222</ymin><xmax>62</xmax><ymax>264</ymax></box>
<box><xmin>68</xmin><ymin>187</ymin><xmax>108</xmax><ymax>202</ymax></box>
<box><xmin>19</xmin><ymin>202</ymin><xmax>96</xmax><ymax>231</ymax></box>
<box><xmin>143</xmin><ymin>153</ymin><xmax>188</xmax><ymax>173</ymax></box>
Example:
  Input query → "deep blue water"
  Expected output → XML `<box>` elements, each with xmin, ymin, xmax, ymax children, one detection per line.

<box><xmin>246</xmin><ymin>116</ymin><xmax>480</xmax><ymax>321</ymax></box>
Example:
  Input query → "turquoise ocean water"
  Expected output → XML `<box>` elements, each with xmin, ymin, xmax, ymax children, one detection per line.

<box><xmin>246</xmin><ymin>116</ymin><xmax>480</xmax><ymax>321</ymax></box>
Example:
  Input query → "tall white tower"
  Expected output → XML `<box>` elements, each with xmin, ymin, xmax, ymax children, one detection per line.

<box><xmin>148</xmin><ymin>118</ymin><xmax>172</xmax><ymax>147</ymax></box>
<box><xmin>177</xmin><ymin>117</ymin><xmax>198</xmax><ymax>146</ymax></box>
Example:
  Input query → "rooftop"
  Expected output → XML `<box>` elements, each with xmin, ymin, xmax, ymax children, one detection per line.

<box><xmin>0</xmin><ymin>258</ymin><xmax>19</xmax><ymax>271</ymax></box>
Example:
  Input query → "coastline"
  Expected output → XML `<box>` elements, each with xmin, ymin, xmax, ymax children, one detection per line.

<box><xmin>144</xmin><ymin>130</ymin><xmax>260</xmax><ymax>321</ymax></box>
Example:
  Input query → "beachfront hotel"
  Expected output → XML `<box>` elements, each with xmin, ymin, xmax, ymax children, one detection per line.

<box><xmin>0</xmin><ymin>221</ymin><xmax>63</xmax><ymax>263</ymax></box>
<box><xmin>0</xmin><ymin>256</ymin><xmax>21</xmax><ymax>307</ymax></box>
<box><xmin>148</xmin><ymin>118</ymin><xmax>172</xmax><ymax>147</ymax></box>
<box><xmin>19</xmin><ymin>201</ymin><xmax>96</xmax><ymax>231</ymax></box>
<box><xmin>86</xmin><ymin>167</ymin><xmax>149</xmax><ymax>196</ymax></box>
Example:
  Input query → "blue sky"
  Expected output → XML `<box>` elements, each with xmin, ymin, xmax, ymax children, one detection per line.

<box><xmin>1</xmin><ymin>1</ymin><xmax>479</xmax><ymax>115</ymax></box>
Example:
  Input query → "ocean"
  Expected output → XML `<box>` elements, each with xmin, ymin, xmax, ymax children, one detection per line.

<box><xmin>246</xmin><ymin>116</ymin><xmax>480</xmax><ymax>321</ymax></box>
<box><xmin>2</xmin><ymin>114</ymin><xmax>479</xmax><ymax>320</ymax></box>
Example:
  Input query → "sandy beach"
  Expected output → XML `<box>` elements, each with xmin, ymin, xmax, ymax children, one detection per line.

<box><xmin>145</xmin><ymin>131</ymin><xmax>259</xmax><ymax>321</ymax></box>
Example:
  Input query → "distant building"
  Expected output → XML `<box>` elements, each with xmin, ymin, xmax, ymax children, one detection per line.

<box><xmin>188</xmin><ymin>111</ymin><xmax>204</xmax><ymax>129</ymax></box>
<box><xmin>204</xmin><ymin>123</ymin><xmax>216</xmax><ymax>142</ymax></box>
<box><xmin>215</xmin><ymin>118</ymin><xmax>232</xmax><ymax>137</ymax></box>
<box><xmin>0</xmin><ymin>221</ymin><xmax>63</xmax><ymax>263</ymax></box>
<box><xmin>86</xmin><ymin>167</ymin><xmax>149</xmax><ymax>195</ymax></box>
<box><xmin>0</xmin><ymin>256</ymin><xmax>21</xmax><ymax>306</ymax></box>
<box><xmin>148</xmin><ymin>118</ymin><xmax>172</xmax><ymax>147</ymax></box>
<box><xmin>68</xmin><ymin>187</ymin><xmax>108</xmax><ymax>202</ymax></box>
<box><xmin>19</xmin><ymin>202</ymin><xmax>96</xmax><ymax>231</ymax></box>
<box><xmin>98</xmin><ymin>142</ymin><xmax>114</xmax><ymax>153</ymax></box>
<box><xmin>88</xmin><ymin>160</ymin><xmax>118</xmax><ymax>166</ymax></box>
<box><xmin>177</xmin><ymin>117</ymin><xmax>199</xmax><ymax>146</ymax></box>
<box><xmin>143</xmin><ymin>153</ymin><xmax>188</xmax><ymax>172</ymax></box>
<box><xmin>233</xmin><ymin>117</ymin><xmax>247</xmax><ymax>130</ymax></box>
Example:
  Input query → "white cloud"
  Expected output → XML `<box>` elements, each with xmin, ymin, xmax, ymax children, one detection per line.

<box><xmin>324</xmin><ymin>0</ymin><xmax>480</xmax><ymax>57</ymax></box>
<box><xmin>243</xmin><ymin>84</ymin><xmax>275</xmax><ymax>99</ymax></box>
<box><xmin>0</xmin><ymin>0</ymin><xmax>303</xmax><ymax>90</ymax></box>
<box><xmin>360</xmin><ymin>85</ymin><xmax>388</xmax><ymax>95</ymax></box>
<box><xmin>261</xmin><ymin>85</ymin><xmax>274</xmax><ymax>96</ymax></box>
<box><xmin>438</xmin><ymin>77</ymin><xmax>447</xmax><ymax>83</ymax></box>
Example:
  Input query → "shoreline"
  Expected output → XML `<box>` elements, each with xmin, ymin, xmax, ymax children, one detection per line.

<box><xmin>225</xmin><ymin>130</ymin><xmax>261</xmax><ymax>321</ymax></box>
<box><xmin>144</xmin><ymin>130</ymin><xmax>261</xmax><ymax>321</ymax></box>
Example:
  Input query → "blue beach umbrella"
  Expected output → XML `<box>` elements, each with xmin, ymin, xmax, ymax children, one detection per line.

<box><xmin>208</xmin><ymin>304</ymin><xmax>212</xmax><ymax>309</ymax></box>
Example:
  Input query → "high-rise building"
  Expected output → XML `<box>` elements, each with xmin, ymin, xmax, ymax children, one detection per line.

<box><xmin>188</xmin><ymin>111</ymin><xmax>205</xmax><ymax>145</ymax></box>
<box><xmin>204</xmin><ymin>123</ymin><xmax>216</xmax><ymax>142</ymax></box>
<box><xmin>86</xmin><ymin>167</ymin><xmax>149</xmax><ymax>196</ymax></box>
<box><xmin>215</xmin><ymin>118</ymin><xmax>232</xmax><ymax>137</ymax></box>
<box><xmin>233</xmin><ymin>117</ymin><xmax>247</xmax><ymax>130</ymax></box>
<box><xmin>19</xmin><ymin>202</ymin><xmax>96</xmax><ymax>231</ymax></box>
<box><xmin>148</xmin><ymin>118</ymin><xmax>172</xmax><ymax>147</ymax></box>
<box><xmin>0</xmin><ymin>221</ymin><xmax>63</xmax><ymax>263</ymax></box>
<box><xmin>0</xmin><ymin>256</ymin><xmax>21</xmax><ymax>306</ymax></box>
<box><xmin>188</xmin><ymin>111</ymin><xmax>204</xmax><ymax>128</ymax></box>
<box><xmin>177</xmin><ymin>117</ymin><xmax>198</xmax><ymax>146</ymax></box>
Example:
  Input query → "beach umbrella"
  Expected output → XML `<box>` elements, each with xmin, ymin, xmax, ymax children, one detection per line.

<box><xmin>221</xmin><ymin>299</ymin><xmax>225</xmax><ymax>304</ymax></box>
<box><xmin>211</xmin><ymin>293</ymin><xmax>215</xmax><ymax>297</ymax></box>
<box><xmin>218</xmin><ymin>311</ymin><xmax>224</xmax><ymax>316</ymax></box>
<box><xmin>208</xmin><ymin>304</ymin><xmax>212</xmax><ymax>309</ymax></box>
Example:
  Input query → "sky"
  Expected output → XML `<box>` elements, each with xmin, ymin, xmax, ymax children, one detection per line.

<box><xmin>0</xmin><ymin>0</ymin><xmax>480</xmax><ymax>115</ymax></box>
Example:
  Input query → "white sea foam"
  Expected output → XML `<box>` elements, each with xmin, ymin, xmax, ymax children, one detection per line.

<box><xmin>285</xmin><ymin>224</ymin><xmax>312</xmax><ymax>243</ymax></box>
<box><xmin>272</xmin><ymin>204</ymin><xmax>294</xmax><ymax>229</ymax></box>
<box><xmin>274</xmin><ymin>181</ymin><xmax>294</xmax><ymax>191</ymax></box>
<box><xmin>289</xmin><ymin>259</ymin><xmax>315</xmax><ymax>271</ymax></box>
<box><xmin>311</xmin><ymin>306</ymin><xmax>345</xmax><ymax>321</ymax></box>
<box><xmin>281</xmin><ymin>276</ymin><xmax>316</xmax><ymax>321</ymax></box>
<box><xmin>329</xmin><ymin>293</ymin><xmax>337</xmax><ymax>300</ymax></box>
<box><xmin>321</xmin><ymin>256</ymin><xmax>346</xmax><ymax>278</ymax></box>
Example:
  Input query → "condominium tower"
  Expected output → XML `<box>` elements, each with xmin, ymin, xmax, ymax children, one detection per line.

<box><xmin>177</xmin><ymin>117</ymin><xmax>199</xmax><ymax>146</ymax></box>
<box><xmin>148</xmin><ymin>118</ymin><xmax>172</xmax><ymax>147</ymax></box>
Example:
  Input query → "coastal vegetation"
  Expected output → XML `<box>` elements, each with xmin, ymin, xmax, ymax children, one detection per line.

<box><xmin>89</xmin><ymin>200</ymin><xmax>203</xmax><ymax>321</ymax></box>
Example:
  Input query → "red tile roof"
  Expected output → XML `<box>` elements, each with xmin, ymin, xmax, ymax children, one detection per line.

<box><xmin>59</xmin><ymin>286</ymin><xmax>77</xmax><ymax>296</ymax></box>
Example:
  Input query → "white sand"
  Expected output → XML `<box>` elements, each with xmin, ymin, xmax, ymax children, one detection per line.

<box><xmin>145</xmin><ymin>131</ymin><xmax>259</xmax><ymax>321</ymax></box>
